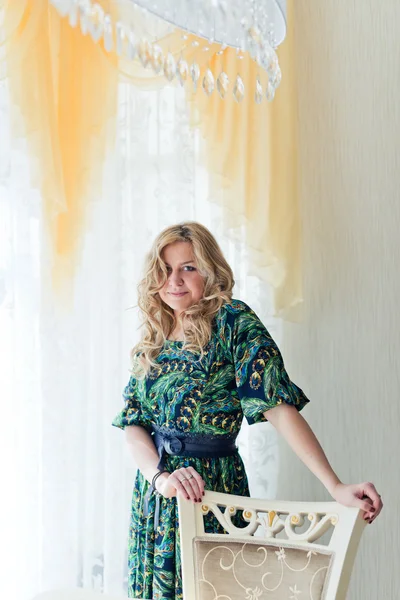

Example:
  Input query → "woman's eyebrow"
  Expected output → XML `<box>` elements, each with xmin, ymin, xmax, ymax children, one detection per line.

<box><xmin>164</xmin><ymin>261</ymin><xmax>195</xmax><ymax>266</ymax></box>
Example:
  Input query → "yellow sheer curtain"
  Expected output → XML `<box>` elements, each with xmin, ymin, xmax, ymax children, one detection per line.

<box><xmin>1</xmin><ymin>0</ymin><xmax>301</xmax><ymax>317</ymax></box>
<box><xmin>1</xmin><ymin>0</ymin><xmax>118</xmax><ymax>305</ymax></box>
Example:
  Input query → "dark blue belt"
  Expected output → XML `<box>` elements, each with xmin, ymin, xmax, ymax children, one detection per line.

<box><xmin>143</xmin><ymin>426</ymin><xmax>238</xmax><ymax>530</ymax></box>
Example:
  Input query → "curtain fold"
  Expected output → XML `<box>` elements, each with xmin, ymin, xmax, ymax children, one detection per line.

<box><xmin>1</xmin><ymin>0</ymin><xmax>119</xmax><ymax>306</ymax></box>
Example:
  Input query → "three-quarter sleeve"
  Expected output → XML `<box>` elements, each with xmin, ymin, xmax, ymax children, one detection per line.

<box><xmin>231</xmin><ymin>302</ymin><xmax>310</xmax><ymax>425</ymax></box>
<box><xmin>112</xmin><ymin>374</ymin><xmax>150</xmax><ymax>431</ymax></box>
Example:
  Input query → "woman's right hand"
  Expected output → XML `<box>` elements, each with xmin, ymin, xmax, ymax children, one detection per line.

<box><xmin>156</xmin><ymin>467</ymin><xmax>205</xmax><ymax>503</ymax></box>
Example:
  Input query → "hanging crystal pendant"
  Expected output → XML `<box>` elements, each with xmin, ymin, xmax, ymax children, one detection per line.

<box><xmin>79</xmin><ymin>4</ymin><xmax>89</xmax><ymax>35</ymax></box>
<box><xmin>202</xmin><ymin>68</ymin><xmax>215</xmax><ymax>96</ymax></box>
<box><xmin>271</xmin><ymin>65</ymin><xmax>282</xmax><ymax>88</ymax></box>
<box><xmin>190</xmin><ymin>62</ymin><xmax>200</xmax><ymax>92</ymax></box>
<box><xmin>164</xmin><ymin>52</ymin><xmax>176</xmax><ymax>82</ymax></box>
<box><xmin>115</xmin><ymin>22</ymin><xmax>126</xmax><ymax>56</ymax></box>
<box><xmin>68</xmin><ymin>0</ymin><xmax>79</xmax><ymax>27</ymax></box>
<box><xmin>267</xmin><ymin>55</ymin><xmax>279</xmax><ymax>80</ymax></box>
<box><xmin>127</xmin><ymin>31</ymin><xmax>136</xmax><ymax>60</ymax></box>
<box><xmin>177</xmin><ymin>57</ymin><xmax>189</xmax><ymax>86</ymax></box>
<box><xmin>217</xmin><ymin>72</ymin><xmax>229</xmax><ymax>99</ymax></box>
<box><xmin>265</xmin><ymin>82</ymin><xmax>275</xmax><ymax>102</ymax></box>
<box><xmin>260</xmin><ymin>47</ymin><xmax>276</xmax><ymax>76</ymax></box>
<box><xmin>255</xmin><ymin>78</ymin><xmax>263</xmax><ymax>104</ymax></box>
<box><xmin>88</xmin><ymin>5</ymin><xmax>104</xmax><ymax>43</ymax></box>
<box><xmin>51</xmin><ymin>0</ymin><xmax>70</xmax><ymax>17</ymax></box>
<box><xmin>103</xmin><ymin>14</ymin><xmax>113</xmax><ymax>52</ymax></box>
<box><xmin>233</xmin><ymin>75</ymin><xmax>245</xmax><ymax>102</ymax></box>
<box><xmin>276</xmin><ymin>67</ymin><xmax>282</xmax><ymax>87</ymax></box>
<box><xmin>138</xmin><ymin>40</ymin><xmax>152</xmax><ymax>68</ymax></box>
<box><xmin>151</xmin><ymin>45</ymin><xmax>164</xmax><ymax>74</ymax></box>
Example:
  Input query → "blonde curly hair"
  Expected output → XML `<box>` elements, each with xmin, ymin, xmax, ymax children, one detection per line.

<box><xmin>131</xmin><ymin>222</ymin><xmax>234</xmax><ymax>378</ymax></box>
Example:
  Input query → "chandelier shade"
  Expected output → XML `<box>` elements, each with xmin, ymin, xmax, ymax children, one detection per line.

<box><xmin>50</xmin><ymin>0</ymin><xmax>287</xmax><ymax>103</ymax></box>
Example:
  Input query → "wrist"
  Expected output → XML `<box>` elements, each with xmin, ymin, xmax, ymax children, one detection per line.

<box><xmin>154</xmin><ymin>471</ymin><xmax>170</xmax><ymax>492</ymax></box>
<box><xmin>326</xmin><ymin>478</ymin><xmax>343</xmax><ymax>497</ymax></box>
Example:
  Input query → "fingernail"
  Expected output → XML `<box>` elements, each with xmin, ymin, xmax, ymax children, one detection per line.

<box><xmin>202</xmin><ymin>491</ymin><xmax>205</xmax><ymax>496</ymax></box>
<box><xmin>194</xmin><ymin>499</ymin><xmax>197</xmax><ymax>503</ymax></box>
<box><xmin>186</xmin><ymin>496</ymin><xmax>190</xmax><ymax>500</ymax></box>
<box><xmin>198</xmin><ymin>498</ymin><xmax>201</xmax><ymax>502</ymax></box>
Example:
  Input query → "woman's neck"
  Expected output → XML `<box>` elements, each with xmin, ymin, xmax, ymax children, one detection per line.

<box><xmin>169</xmin><ymin>327</ymin><xmax>185</xmax><ymax>341</ymax></box>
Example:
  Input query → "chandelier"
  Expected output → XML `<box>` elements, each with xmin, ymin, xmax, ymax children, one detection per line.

<box><xmin>49</xmin><ymin>0</ymin><xmax>287</xmax><ymax>103</ymax></box>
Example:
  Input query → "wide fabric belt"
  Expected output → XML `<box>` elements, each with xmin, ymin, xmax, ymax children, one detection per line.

<box><xmin>152</xmin><ymin>426</ymin><xmax>238</xmax><ymax>470</ymax></box>
<box><xmin>143</xmin><ymin>426</ymin><xmax>238</xmax><ymax>530</ymax></box>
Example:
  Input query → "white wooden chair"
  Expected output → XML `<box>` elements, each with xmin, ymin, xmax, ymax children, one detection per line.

<box><xmin>178</xmin><ymin>490</ymin><xmax>366</xmax><ymax>600</ymax></box>
<box><xmin>32</xmin><ymin>590</ymin><xmax>126</xmax><ymax>600</ymax></box>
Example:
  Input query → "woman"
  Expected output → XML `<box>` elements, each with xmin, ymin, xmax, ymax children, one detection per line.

<box><xmin>113</xmin><ymin>222</ymin><xmax>382</xmax><ymax>599</ymax></box>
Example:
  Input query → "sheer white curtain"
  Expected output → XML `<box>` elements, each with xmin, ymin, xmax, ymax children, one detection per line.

<box><xmin>0</xmin><ymin>77</ymin><xmax>280</xmax><ymax>599</ymax></box>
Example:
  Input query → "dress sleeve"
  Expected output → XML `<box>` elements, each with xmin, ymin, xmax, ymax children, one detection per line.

<box><xmin>112</xmin><ymin>374</ymin><xmax>150</xmax><ymax>431</ymax></box>
<box><xmin>231</xmin><ymin>303</ymin><xmax>310</xmax><ymax>425</ymax></box>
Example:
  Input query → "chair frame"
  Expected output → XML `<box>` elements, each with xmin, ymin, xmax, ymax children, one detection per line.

<box><xmin>178</xmin><ymin>490</ymin><xmax>366</xmax><ymax>600</ymax></box>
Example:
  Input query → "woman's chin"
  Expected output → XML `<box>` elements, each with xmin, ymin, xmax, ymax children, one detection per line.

<box><xmin>162</xmin><ymin>295</ymin><xmax>191</xmax><ymax>311</ymax></box>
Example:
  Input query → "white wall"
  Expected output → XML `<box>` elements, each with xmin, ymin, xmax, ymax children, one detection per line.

<box><xmin>277</xmin><ymin>2</ymin><xmax>400</xmax><ymax>598</ymax></box>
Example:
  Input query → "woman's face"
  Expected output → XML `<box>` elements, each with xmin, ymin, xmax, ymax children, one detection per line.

<box><xmin>159</xmin><ymin>241</ymin><xmax>205</xmax><ymax>315</ymax></box>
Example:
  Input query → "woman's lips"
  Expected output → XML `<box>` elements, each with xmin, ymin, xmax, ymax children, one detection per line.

<box><xmin>170</xmin><ymin>292</ymin><xmax>187</xmax><ymax>297</ymax></box>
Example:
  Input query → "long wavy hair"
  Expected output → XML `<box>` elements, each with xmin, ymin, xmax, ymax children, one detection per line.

<box><xmin>131</xmin><ymin>222</ymin><xmax>235</xmax><ymax>378</ymax></box>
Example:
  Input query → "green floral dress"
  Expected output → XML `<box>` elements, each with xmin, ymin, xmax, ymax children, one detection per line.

<box><xmin>112</xmin><ymin>299</ymin><xmax>309</xmax><ymax>599</ymax></box>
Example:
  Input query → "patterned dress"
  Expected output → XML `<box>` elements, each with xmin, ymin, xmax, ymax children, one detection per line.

<box><xmin>112</xmin><ymin>299</ymin><xmax>309</xmax><ymax>599</ymax></box>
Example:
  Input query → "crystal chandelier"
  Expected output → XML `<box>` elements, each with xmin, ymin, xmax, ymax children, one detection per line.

<box><xmin>49</xmin><ymin>0</ymin><xmax>287</xmax><ymax>103</ymax></box>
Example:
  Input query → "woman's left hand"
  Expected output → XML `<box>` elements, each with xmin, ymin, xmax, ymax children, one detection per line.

<box><xmin>331</xmin><ymin>482</ymin><xmax>383</xmax><ymax>524</ymax></box>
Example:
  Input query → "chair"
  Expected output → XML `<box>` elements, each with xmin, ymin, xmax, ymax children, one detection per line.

<box><xmin>32</xmin><ymin>590</ymin><xmax>126</xmax><ymax>600</ymax></box>
<box><xmin>178</xmin><ymin>490</ymin><xmax>366</xmax><ymax>600</ymax></box>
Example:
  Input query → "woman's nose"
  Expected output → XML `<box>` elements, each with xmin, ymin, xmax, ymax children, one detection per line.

<box><xmin>169</xmin><ymin>270</ymin><xmax>183</xmax><ymax>286</ymax></box>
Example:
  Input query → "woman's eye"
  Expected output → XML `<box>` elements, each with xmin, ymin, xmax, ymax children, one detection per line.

<box><xmin>164</xmin><ymin>265</ymin><xmax>195</xmax><ymax>274</ymax></box>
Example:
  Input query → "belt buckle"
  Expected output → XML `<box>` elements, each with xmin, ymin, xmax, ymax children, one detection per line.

<box><xmin>164</xmin><ymin>436</ymin><xmax>183</xmax><ymax>455</ymax></box>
